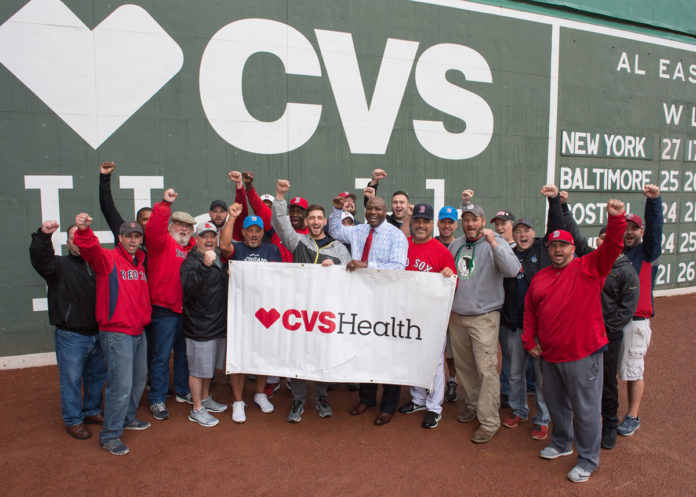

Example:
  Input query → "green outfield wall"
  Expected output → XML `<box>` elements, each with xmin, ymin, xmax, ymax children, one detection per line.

<box><xmin>1</xmin><ymin>0</ymin><xmax>695</xmax><ymax>359</ymax></box>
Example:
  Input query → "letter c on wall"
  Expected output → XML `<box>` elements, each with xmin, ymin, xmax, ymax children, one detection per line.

<box><xmin>199</xmin><ymin>18</ymin><xmax>322</xmax><ymax>154</ymax></box>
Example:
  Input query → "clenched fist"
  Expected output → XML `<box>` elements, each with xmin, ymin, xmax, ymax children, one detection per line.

<box><xmin>228</xmin><ymin>203</ymin><xmax>243</xmax><ymax>218</ymax></box>
<box><xmin>371</xmin><ymin>169</ymin><xmax>387</xmax><ymax>182</ymax></box>
<box><xmin>41</xmin><ymin>220</ymin><xmax>59</xmax><ymax>234</ymax></box>
<box><xmin>606</xmin><ymin>199</ymin><xmax>625</xmax><ymax>217</ymax></box>
<box><xmin>75</xmin><ymin>213</ymin><xmax>93</xmax><ymax>230</ymax></box>
<box><xmin>643</xmin><ymin>184</ymin><xmax>659</xmax><ymax>199</ymax></box>
<box><xmin>242</xmin><ymin>171</ymin><xmax>254</xmax><ymax>186</ymax></box>
<box><xmin>203</xmin><ymin>250</ymin><xmax>216</xmax><ymax>267</ymax></box>
<box><xmin>481</xmin><ymin>228</ymin><xmax>498</xmax><ymax>248</ymax></box>
<box><xmin>461</xmin><ymin>189</ymin><xmax>474</xmax><ymax>204</ymax></box>
<box><xmin>363</xmin><ymin>186</ymin><xmax>375</xmax><ymax>199</ymax></box>
<box><xmin>333</xmin><ymin>196</ymin><xmax>345</xmax><ymax>210</ymax></box>
<box><xmin>540</xmin><ymin>184</ymin><xmax>559</xmax><ymax>198</ymax></box>
<box><xmin>163</xmin><ymin>188</ymin><xmax>177</xmax><ymax>202</ymax></box>
<box><xmin>100</xmin><ymin>162</ymin><xmax>115</xmax><ymax>175</ymax></box>
<box><xmin>228</xmin><ymin>171</ymin><xmax>242</xmax><ymax>187</ymax></box>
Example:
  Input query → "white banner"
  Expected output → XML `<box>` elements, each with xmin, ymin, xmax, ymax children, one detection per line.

<box><xmin>226</xmin><ymin>261</ymin><xmax>456</xmax><ymax>390</ymax></box>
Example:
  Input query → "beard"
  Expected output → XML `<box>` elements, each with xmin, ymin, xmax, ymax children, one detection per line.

<box><xmin>172</xmin><ymin>231</ymin><xmax>192</xmax><ymax>246</ymax></box>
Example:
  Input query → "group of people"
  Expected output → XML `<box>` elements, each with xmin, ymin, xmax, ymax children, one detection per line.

<box><xmin>30</xmin><ymin>164</ymin><xmax>663</xmax><ymax>483</ymax></box>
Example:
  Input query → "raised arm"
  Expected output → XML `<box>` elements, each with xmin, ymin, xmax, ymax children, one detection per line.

<box><xmin>270</xmin><ymin>179</ymin><xmax>302</xmax><ymax>252</ymax></box>
<box><xmin>244</xmin><ymin>171</ymin><xmax>272</xmax><ymax>232</ymax></box>
<box><xmin>558</xmin><ymin>190</ymin><xmax>592</xmax><ymax>256</ymax></box>
<box><xmin>585</xmin><ymin>199</ymin><xmax>627</xmax><ymax>279</ymax></box>
<box><xmin>328</xmin><ymin>196</ymin><xmax>354</xmax><ymax>245</ymax></box>
<box><xmin>220</xmin><ymin>203</ymin><xmax>243</xmax><ymax>259</ymax></box>
<box><xmin>99</xmin><ymin>161</ymin><xmax>125</xmax><ymax>238</ymax></box>
<box><xmin>641</xmin><ymin>184</ymin><xmax>663</xmax><ymax>262</ymax></box>
<box><xmin>230</xmin><ymin>171</ymin><xmax>248</xmax><ymax>242</ymax></box>
<box><xmin>145</xmin><ymin>189</ymin><xmax>176</xmax><ymax>255</ymax></box>
<box><xmin>72</xmin><ymin>213</ymin><xmax>110</xmax><ymax>275</ymax></box>
<box><xmin>29</xmin><ymin>221</ymin><xmax>59</xmax><ymax>284</ymax></box>
<box><xmin>363</xmin><ymin>168</ymin><xmax>385</xmax><ymax>207</ymax></box>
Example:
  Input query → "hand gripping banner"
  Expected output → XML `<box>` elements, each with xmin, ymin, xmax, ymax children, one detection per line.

<box><xmin>226</xmin><ymin>261</ymin><xmax>456</xmax><ymax>390</ymax></box>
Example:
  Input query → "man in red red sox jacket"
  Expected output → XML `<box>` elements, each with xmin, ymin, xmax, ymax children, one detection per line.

<box><xmin>522</xmin><ymin>198</ymin><xmax>627</xmax><ymax>483</ymax></box>
<box><xmin>73</xmin><ymin>214</ymin><xmax>152</xmax><ymax>456</ymax></box>
<box><xmin>145</xmin><ymin>188</ymin><xmax>197</xmax><ymax>421</ymax></box>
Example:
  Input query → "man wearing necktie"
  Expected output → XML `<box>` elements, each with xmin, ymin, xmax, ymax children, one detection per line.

<box><xmin>329</xmin><ymin>195</ymin><xmax>408</xmax><ymax>426</ymax></box>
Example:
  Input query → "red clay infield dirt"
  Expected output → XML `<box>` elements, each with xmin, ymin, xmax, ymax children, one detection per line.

<box><xmin>1</xmin><ymin>294</ymin><xmax>695</xmax><ymax>497</ymax></box>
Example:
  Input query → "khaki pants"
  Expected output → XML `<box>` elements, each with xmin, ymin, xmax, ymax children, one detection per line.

<box><xmin>448</xmin><ymin>311</ymin><xmax>501</xmax><ymax>431</ymax></box>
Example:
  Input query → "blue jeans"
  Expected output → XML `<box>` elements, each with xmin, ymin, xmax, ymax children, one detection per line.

<box><xmin>508</xmin><ymin>327</ymin><xmax>550</xmax><ymax>425</ymax></box>
<box><xmin>498</xmin><ymin>324</ymin><xmax>513</xmax><ymax>396</ymax></box>
<box><xmin>99</xmin><ymin>330</ymin><xmax>147</xmax><ymax>444</ymax></box>
<box><xmin>54</xmin><ymin>328</ymin><xmax>107</xmax><ymax>426</ymax></box>
<box><xmin>149</xmin><ymin>306</ymin><xmax>189</xmax><ymax>404</ymax></box>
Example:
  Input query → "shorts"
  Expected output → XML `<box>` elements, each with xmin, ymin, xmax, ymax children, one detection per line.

<box><xmin>618</xmin><ymin>319</ymin><xmax>652</xmax><ymax>381</ymax></box>
<box><xmin>185</xmin><ymin>337</ymin><xmax>226</xmax><ymax>379</ymax></box>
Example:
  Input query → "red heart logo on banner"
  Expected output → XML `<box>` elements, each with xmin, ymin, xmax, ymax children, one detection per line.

<box><xmin>255</xmin><ymin>308</ymin><xmax>280</xmax><ymax>329</ymax></box>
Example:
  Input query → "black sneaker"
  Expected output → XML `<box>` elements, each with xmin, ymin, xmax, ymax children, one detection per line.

<box><xmin>445</xmin><ymin>380</ymin><xmax>458</xmax><ymax>402</ymax></box>
<box><xmin>150</xmin><ymin>402</ymin><xmax>169</xmax><ymax>421</ymax></box>
<box><xmin>422</xmin><ymin>411</ymin><xmax>441</xmax><ymax>429</ymax></box>
<box><xmin>601</xmin><ymin>426</ymin><xmax>617</xmax><ymax>449</ymax></box>
<box><xmin>399</xmin><ymin>401</ymin><xmax>426</xmax><ymax>414</ymax></box>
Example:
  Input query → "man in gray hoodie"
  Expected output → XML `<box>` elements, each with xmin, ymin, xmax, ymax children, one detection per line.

<box><xmin>271</xmin><ymin>179</ymin><xmax>351</xmax><ymax>423</ymax></box>
<box><xmin>448</xmin><ymin>203</ymin><xmax>521</xmax><ymax>444</ymax></box>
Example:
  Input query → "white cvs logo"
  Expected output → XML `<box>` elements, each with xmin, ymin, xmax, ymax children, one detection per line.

<box><xmin>0</xmin><ymin>0</ymin><xmax>183</xmax><ymax>149</ymax></box>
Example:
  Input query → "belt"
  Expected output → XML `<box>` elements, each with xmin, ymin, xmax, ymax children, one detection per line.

<box><xmin>632</xmin><ymin>316</ymin><xmax>647</xmax><ymax>321</ymax></box>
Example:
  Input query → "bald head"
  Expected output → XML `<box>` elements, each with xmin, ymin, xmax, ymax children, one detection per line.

<box><xmin>365</xmin><ymin>197</ymin><xmax>387</xmax><ymax>228</ymax></box>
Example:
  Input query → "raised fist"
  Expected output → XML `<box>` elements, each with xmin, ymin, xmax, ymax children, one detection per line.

<box><xmin>100</xmin><ymin>161</ymin><xmax>115</xmax><ymax>175</ymax></box>
<box><xmin>163</xmin><ymin>188</ymin><xmax>177</xmax><ymax>202</ymax></box>
<box><xmin>559</xmin><ymin>191</ymin><xmax>568</xmax><ymax>205</ymax></box>
<box><xmin>228</xmin><ymin>171</ymin><xmax>242</xmax><ymax>187</ymax></box>
<box><xmin>41</xmin><ymin>220</ymin><xmax>59</xmax><ymax>234</ymax></box>
<box><xmin>242</xmin><ymin>171</ymin><xmax>254</xmax><ymax>186</ymax></box>
<box><xmin>203</xmin><ymin>250</ymin><xmax>216</xmax><ymax>267</ymax></box>
<box><xmin>540</xmin><ymin>184</ymin><xmax>559</xmax><ymax>198</ymax></box>
<box><xmin>643</xmin><ymin>184</ymin><xmax>660</xmax><ymax>199</ymax></box>
<box><xmin>607</xmin><ymin>199</ymin><xmax>625</xmax><ymax>217</ymax></box>
<box><xmin>75</xmin><ymin>213</ymin><xmax>93</xmax><ymax>230</ymax></box>
<box><xmin>363</xmin><ymin>186</ymin><xmax>375</xmax><ymax>199</ymax></box>
<box><xmin>372</xmin><ymin>169</ymin><xmax>387</xmax><ymax>182</ymax></box>
<box><xmin>276</xmin><ymin>179</ymin><xmax>290</xmax><ymax>194</ymax></box>
<box><xmin>461</xmin><ymin>189</ymin><xmax>474</xmax><ymax>204</ymax></box>
<box><xmin>333</xmin><ymin>196</ymin><xmax>345</xmax><ymax>210</ymax></box>
<box><xmin>228</xmin><ymin>203</ymin><xmax>243</xmax><ymax>218</ymax></box>
<box><xmin>481</xmin><ymin>228</ymin><xmax>498</xmax><ymax>247</ymax></box>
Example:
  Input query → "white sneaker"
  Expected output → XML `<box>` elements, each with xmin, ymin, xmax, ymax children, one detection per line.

<box><xmin>254</xmin><ymin>393</ymin><xmax>274</xmax><ymax>413</ymax></box>
<box><xmin>539</xmin><ymin>445</ymin><xmax>573</xmax><ymax>460</ymax></box>
<box><xmin>232</xmin><ymin>401</ymin><xmax>246</xmax><ymax>423</ymax></box>
<box><xmin>567</xmin><ymin>465</ymin><xmax>592</xmax><ymax>483</ymax></box>
<box><xmin>188</xmin><ymin>407</ymin><xmax>219</xmax><ymax>427</ymax></box>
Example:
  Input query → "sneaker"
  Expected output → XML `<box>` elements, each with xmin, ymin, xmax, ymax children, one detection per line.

<box><xmin>232</xmin><ymin>401</ymin><xmax>246</xmax><ymax>423</ymax></box>
<box><xmin>124</xmin><ymin>418</ymin><xmax>151</xmax><ymax>431</ymax></box>
<box><xmin>398</xmin><ymin>401</ymin><xmax>427</xmax><ymax>414</ymax></box>
<box><xmin>539</xmin><ymin>445</ymin><xmax>573</xmax><ymax>460</ymax></box>
<box><xmin>254</xmin><ymin>393</ymin><xmax>274</xmax><ymax>413</ymax></box>
<box><xmin>601</xmin><ymin>426</ymin><xmax>617</xmax><ymax>449</ymax></box>
<box><xmin>202</xmin><ymin>396</ymin><xmax>228</xmax><ymax>413</ymax></box>
<box><xmin>264</xmin><ymin>382</ymin><xmax>280</xmax><ymax>398</ymax></box>
<box><xmin>175</xmin><ymin>392</ymin><xmax>193</xmax><ymax>404</ymax></box>
<box><xmin>101</xmin><ymin>438</ymin><xmax>129</xmax><ymax>456</ymax></box>
<box><xmin>188</xmin><ymin>407</ymin><xmax>219</xmax><ymax>427</ymax></box>
<box><xmin>471</xmin><ymin>426</ymin><xmax>497</xmax><ymax>444</ymax></box>
<box><xmin>503</xmin><ymin>413</ymin><xmax>527</xmax><ymax>428</ymax></box>
<box><xmin>567</xmin><ymin>465</ymin><xmax>592</xmax><ymax>483</ymax></box>
<box><xmin>150</xmin><ymin>402</ymin><xmax>169</xmax><ymax>421</ymax></box>
<box><xmin>422</xmin><ymin>411</ymin><xmax>441</xmax><ymax>429</ymax></box>
<box><xmin>530</xmin><ymin>424</ymin><xmax>548</xmax><ymax>440</ymax></box>
<box><xmin>445</xmin><ymin>380</ymin><xmax>458</xmax><ymax>402</ymax></box>
<box><xmin>617</xmin><ymin>414</ymin><xmax>640</xmax><ymax>436</ymax></box>
<box><xmin>288</xmin><ymin>400</ymin><xmax>304</xmax><ymax>423</ymax></box>
<box><xmin>315</xmin><ymin>396</ymin><xmax>333</xmax><ymax>418</ymax></box>
<box><xmin>457</xmin><ymin>408</ymin><xmax>478</xmax><ymax>423</ymax></box>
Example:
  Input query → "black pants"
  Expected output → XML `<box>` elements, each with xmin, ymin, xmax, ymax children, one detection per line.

<box><xmin>601</xmin><ymin>338</ymin><xmax>622</xmax><ymax>430</ymax></box>
<box><xmin>359</xmin><ymin>383</ymin><xmax>401</xmax><ymax>414</ymax></box>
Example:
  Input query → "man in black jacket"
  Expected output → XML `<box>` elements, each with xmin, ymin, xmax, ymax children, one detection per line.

<box><xmin>180</xmin><ymin>221</ymin><xmax>229</xmax><ymax>427</ymax></box>
<box><xmin>29</xmin><ymin>220</ymin><xmax>106</xmax><ymax>440</ymax></box>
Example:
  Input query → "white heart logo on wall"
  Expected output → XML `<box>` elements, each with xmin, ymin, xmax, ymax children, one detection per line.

<box><xmin>0</xmin><ymin>0</ymin><xmax>183</xmax><ymax>149</ymax></box>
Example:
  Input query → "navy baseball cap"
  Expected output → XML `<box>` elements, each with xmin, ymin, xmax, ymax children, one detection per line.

<box><xmin>412</xmin><ymin>203</ymin><xmax>434</xmax><ymax>220</ymax></box>
<box><xmin>209</xmin><ymin>200</ymin><xmax>227</xmax><ymax>211</ymax></box>
<box><xmin>438</xmin><ymin>206</ymin><xmax>457</xmax><ymax>221</ymax></box>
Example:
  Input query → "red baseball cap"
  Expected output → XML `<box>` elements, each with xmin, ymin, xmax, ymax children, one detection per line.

<box><xmin>547</xmin><ymin>229</ymin><xmax>574</xmax><ymax>244</ymax></box>
<box><xmin>338</xmin><ymin>191</ymin><xmax>357</xmax><ymax>200</ymax></box>
<box><xmin>625</xmin><ymin>213</ymin><xmax>643</xmax><ymax>229</ymax></box>
<box><xmin>289</xmin><ymin>196</ymin><xmax>309</xmax><ymax>210</ymax></box>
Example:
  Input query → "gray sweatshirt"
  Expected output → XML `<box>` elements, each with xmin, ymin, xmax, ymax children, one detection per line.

<box><xmin>448</xmin><ymin>233</ymin><xmax>520</xmax><ymax>316</ymax></box>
